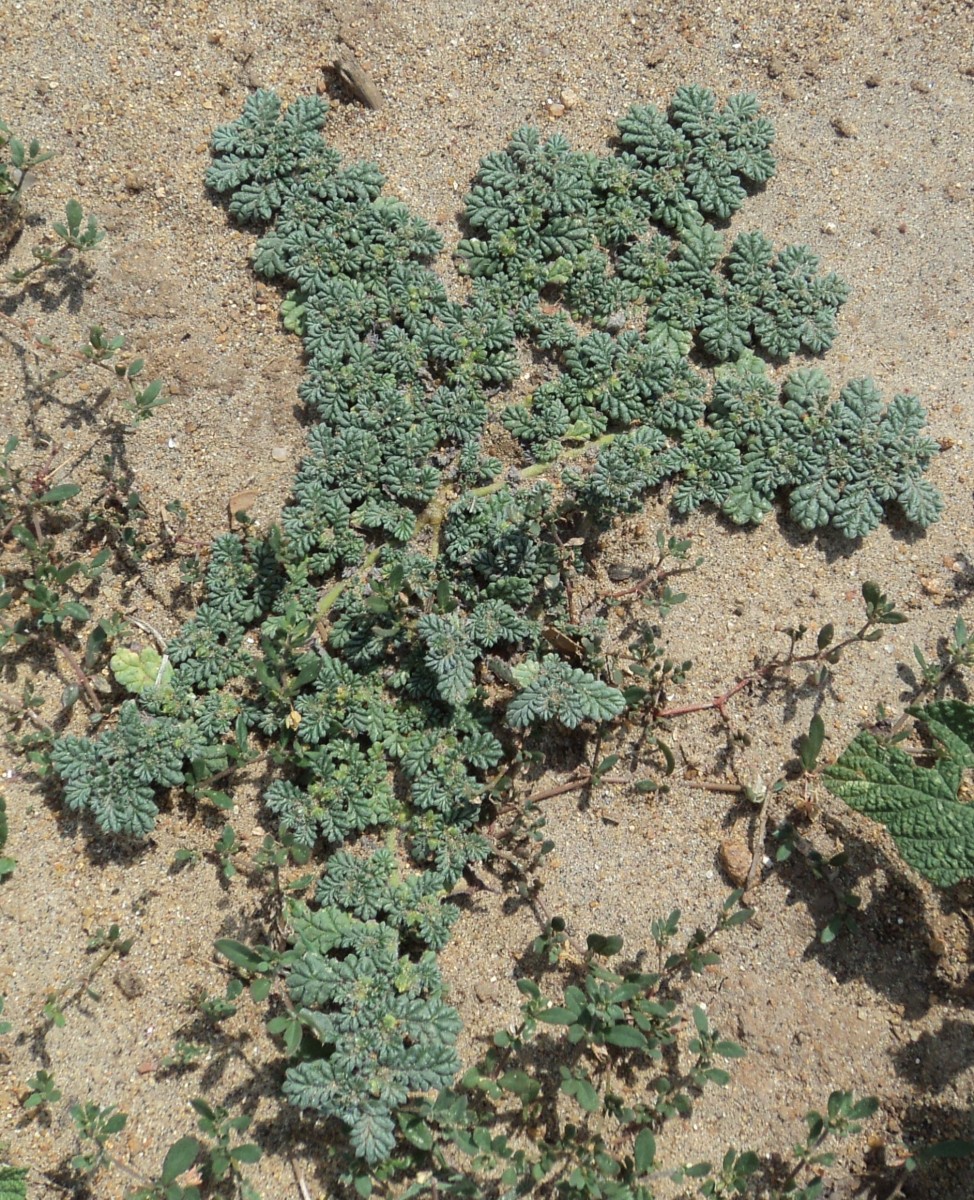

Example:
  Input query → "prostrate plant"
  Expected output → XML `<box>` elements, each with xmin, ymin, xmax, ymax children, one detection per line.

<box><xmin>0</xmin><ymin>326</ymin><xmax>167</xmax><ymax>661</ymax></box>
<box><xmin>45</xmin><ymin>84</ymin><xmax>940</xmax><ymax>1185</ymax></box>
<box><xmin>417</xmin><ymin>911</ymin><xmax>749</xmax><ymax>1200</ymax></box>
<box><xmin>64</xmin><ymin>1097</ymin><xmax>262</xmax><ymax>1200</ymax></box>
<box><xmin>70</xmin><ymin>1101</ymin><xmax>128</xmax><ymax>1177</ymax></box>
<box><xmin>454</xmin><ymin>91</ymin><xmax>940</xmax><ymax>536</ymax></box>
<box><xmin>768</xmin><ymin>1091</ymin><xmax>880</xmax><ymax>1200</ymax></box>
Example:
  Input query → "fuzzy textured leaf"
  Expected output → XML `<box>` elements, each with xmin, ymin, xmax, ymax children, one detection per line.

<box><xmin>507</xmin><ymin>659</ymin><xmax>627</xmax><ymax>729</ymax></box>
<box><xmin>823</xmin><ymin>701</ymin><xmax>974</xmax><ymax>886</ymax></box>
<box><xmin>0</xmin><ymin>1166</ymin><xmax>27</xmax><ymax>1200</ymax></box>
<box><xmin>111</xmin><ymin>646</ymin><xmax>173</xmax><ymax>696</ymax></box>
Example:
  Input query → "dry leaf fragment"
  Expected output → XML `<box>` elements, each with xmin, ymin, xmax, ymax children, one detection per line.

<box><xmin>333</xmin><ymin>55</ymin><xmax>382</xmax><ymax>109</ymax></box>
<box><xmin>542</xmin><ymin>626</ymin><xmax>583</xmax><ymax>657</ymax></box>
<box><xmin>228</xmin><ymin>488</ymin><xmax>258</xmax><ymax>526</ymax></box>
<box><xmin>918</xmin><ymin>575</ymin><xmax>945</xmax><ymax>600</ymax></box>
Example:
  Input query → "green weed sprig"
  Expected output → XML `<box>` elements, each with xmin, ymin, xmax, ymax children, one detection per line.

<box><xmin>655</xmin><ymin>581</ymin><xmax>906</xmax><ymax>724</ymax></box>
<box><xmin>39</xmin><ymin>923</ymin><xmax>133</xmax><ymax>1031</ymax></box>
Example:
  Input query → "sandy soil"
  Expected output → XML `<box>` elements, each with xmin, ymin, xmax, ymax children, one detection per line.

<box><xmin>1</xmin><ymin>1</ymin><xmax>973</xmax><ymax>1197</ymax></box>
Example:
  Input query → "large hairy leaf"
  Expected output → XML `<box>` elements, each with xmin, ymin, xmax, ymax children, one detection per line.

<box><xmin>0</xmin><ymin>1165</ymin><xmax>27</xmax><ymax>1200</ymax></box>
<box><xmin>823</xmin><ymin>701</ymin><xmax>974</xmax><ymax>886</ymax></box>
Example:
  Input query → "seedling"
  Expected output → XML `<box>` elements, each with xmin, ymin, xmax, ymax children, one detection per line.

<box><xmin>531</xmin><ymin>914</ymin><xmax>570</xmax><ymax>966</ymax></box>
<box><xmin>212</xmin><ymin>823</ymin><xmax>244</xmax><ymax>880</ymax></box>
<box><xmin>4</xmin><ymin>194</ymin><xmax>102</xmax><ymax>283</ymax></box>
<box><xmin>87</xmin><ymin>923</ymin><xmax>134</xmax><ymax>956</ymax></box>
<box><xmin>0</xmin><ymin>118</ymin><xmax>54</xmax><ymax>266</ymax></box>
<box><xmin>0</xmin><ymin>118</ymin><xmax>55</xmax><ymax>202</ymax></box>
<box><xmin>40</xmin><ymin>923</ymin><xmax>132</xmax><ymax>1027</ymax></box>
<box><xmin>70</xmin><ymin>1102</ymin><xmax>128</xmax><ymax>1176</ymax></box>
<box><xmin>125</xmin><ymin>1135</ymin><xmax>206</xmax><ymax>1200</ymax></box>
<box><xmin>214</xmin><ymin>937</ymin><xmax>287</xmax><ymax>1004</ymax></box>
<box><xmin>194</xmin><ymin>979</ymin><xmax>243</xmax><ymax>1024</ymax></box>
<box><xmin>158</xmin><ymin>1040</ymin><xmax>208</xmax><ymax>1072</ymax></box>
<box><xmin>913</xmin><ymin>615</ymin><xmax>974</xmax><ymax>696</ymax></box>
<box><xmin>189</xmin><ymin>1098</ymin><xmax>262</xmax><ymax>1198</ymax></box>
<box><xmin>22</xmin><ymin>1068</ymin><xmax>61</xmax><ymax>1112</ymax></box>
<box><xmin>172</xmin><ymin>847</ymin><xmax>202</xmax><ymax>871</ymax></box>
<box><xmin>779</xmin><ymin>1091</ymin><xmax>879</xmax><ymax>1197</ymax></box>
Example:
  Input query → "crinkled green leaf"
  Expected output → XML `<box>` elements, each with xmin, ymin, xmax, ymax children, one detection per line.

<box><xmin>349</xmin><ymin>1107</ymin><xmax>396</xmax><ymax>1165</ymax></box>
<box><xmin>0</xmin><ymin>1165</ymin><xmax>28</xmax><ymax>1200</ymax></box>
<box><xmin>824</xmin><ymin>701</ymin><xmax>974</xmax><ymax>886</ymax></box>
<box><xmin>111</xmin><ymin>646</ymin><xmax>173</xmax><ymax>695</ymax></box>
<box><xmin>507</xmin><ymin>660</ymin><xmax>627</xmax><ymax>729</ymax></box>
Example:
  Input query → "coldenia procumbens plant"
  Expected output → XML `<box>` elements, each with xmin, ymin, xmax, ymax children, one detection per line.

<box><xmin>50</xmin><ymin>86</ymin><xmax>941</xmax><ymax>1168</ymax></box>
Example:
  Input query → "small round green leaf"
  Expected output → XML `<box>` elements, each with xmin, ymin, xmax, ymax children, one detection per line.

<box><xmin>586</xmin><ymin>933</ymin><xmax>623</xmax><ymax>957</ymax></box>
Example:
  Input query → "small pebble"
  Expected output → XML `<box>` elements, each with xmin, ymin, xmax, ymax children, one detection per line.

<box><xmin>271</xmin><ymin>446</ymin><xmax>288</xmax><ymax>461</ymax></box>
<box><xmin>645</xmin><ymin>40</ymin><xmax>671</xmax><ymax>67</ymax></box>
<box><xmin>474</xmin><ymin>979</ymin><xmax>498</xmax><ymax>1003</ymax></box>
<box><xmin>766</xmin><ymin>53</ymin><xmax>786</xmax><ymax>79</ymax></box>
<box><xmin>831</xmin><ymin>115</ymin><xmax>858</xmax><ymax>138</ymax></box>
<box><xmin>114</xmin><ymin>968</ymin><xmax>145</xmax><ymax>1000</ymax></box>
<box><xmin>560</xmin><ymin>87</ymin><xmax>579</xmax><ymax>110</ymax></box>
<box><xmin>546</xmin><ymin>101</ymin><xmax>565</xmax><ymax>118</ymax></box>
<box><xmin>718</xmin><ymin>837</ymin><xmax>751</xmax><ymax>888</ymax></box>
